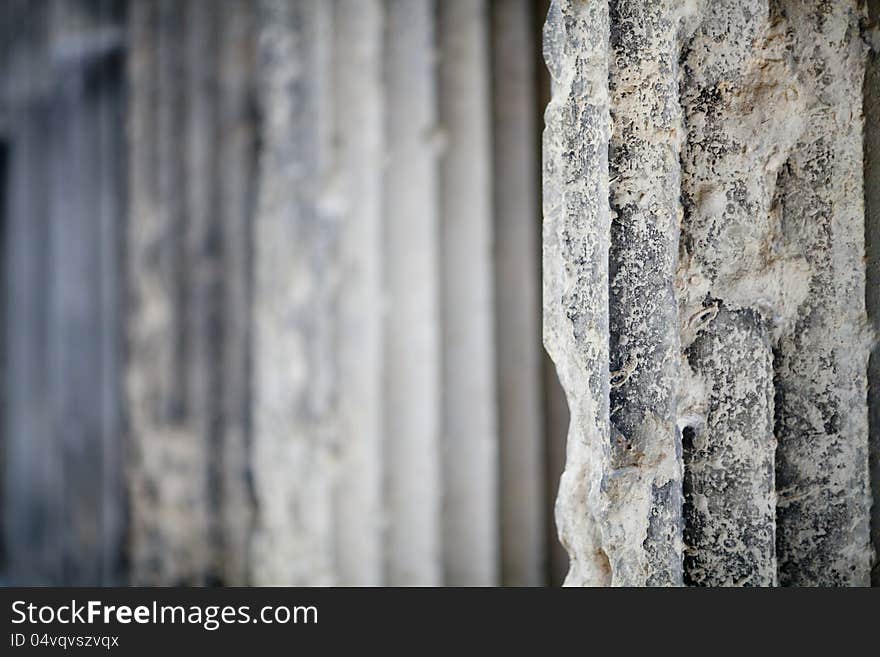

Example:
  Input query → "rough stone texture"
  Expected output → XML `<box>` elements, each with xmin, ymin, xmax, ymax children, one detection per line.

<box><xmin>127</xmin><ymin>0</ymin><xmax>257</xmax><ymax>585</ymax></box>
<box><xmin>677</xmin><ymin>0</ymin><xmax>808</xmax><ymax>587</ymax></box>
<box><xmin>383</xmin><ymin>0</ymin><xmax>443</xmax><ymax>586</ymax></box>
<box><xmin>543</xmin><ymin>0</ymin><xmax>613</xmax><ymax>587</ymax></box>
<box><xmin>332</xmin><ymin>0</ymin><xmax>384</xmax><ymax>587</ymax></box>
<box><xmin>866</xmin><ymin>0</ymin><xmax>880</xmax><ymax>587</ymax></box>
<box><xmin>250</xmin><ymin>0</ymin><xmax>337</xmax><ymax>586</ymax></box>
<box><xmin>607</xmin><ymin>0</ymin><xmax>685</xmax><ymax>586</ymax></box>
<box><xmin>774</xmin><ymin>0</ymin><xmax>872</xmax><ymax>587</ymax></box>
<box><xmin>546</xmin><ymin>0</ymin><xmax>874</xmax><ymax>587</ymax></box>
<box><xmin>3</xmin><ymin>0</ymin><xmax>874</xmax><ymax>590</ymax></box>
<box><xmin>492</xmin><ymin>0</ymin><xmax>546</xmax><ymax>587</ymax></box>
<box><xmin>438</xmin><ymin>0</ymin><xmax>498</xmax><ymax>587</ymax></box>
<box><xmin>682</xmin><ymin>307</ymin><xmax>776</xmax><ymax>586</ymax></box>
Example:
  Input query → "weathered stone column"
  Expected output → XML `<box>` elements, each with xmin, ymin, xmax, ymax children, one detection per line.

<box><xmin>128</xmin><ymin>0</ymin><xmax>207</xmax><ymax>585</ymax></box>
<box><xmin>250</xmin><ymin>0</ymin><xmax>337</xmax><ymax>586</ymax></box>
<box><xmin>127</xmin><ymin>0</ymin><xmax>256</xmax><ymax>585</ymax></box>
<box><xmin>677</xmin><ymin>0</ymin><xmax>806</xmax><ymax>587</ymax></box>
<box><xmin>545</xmin><ymin>0</ymin><xmax>875</xmax><ymax>587</ymax></box>
<box><xmin>545</xmin><ymin>0</ymin><xmax>688</xmax><ymax>588</ymax></box>
<box><xmin>383</xmin><ymin>0</ymin><xmax>443</xmax><ymax>586</ymax></box>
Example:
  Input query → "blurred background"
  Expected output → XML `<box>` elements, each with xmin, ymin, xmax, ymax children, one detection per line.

<box><xmin>0</xmin><ymin>0</ymin><xmax>567</xmax><ymax>586</ymax></box>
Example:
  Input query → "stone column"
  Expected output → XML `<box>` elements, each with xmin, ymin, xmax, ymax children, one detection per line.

<box><xmin>250</xmin><ymin>0</ymin><xmax>337</xmax><ymax>586</ymax></box>
<box><xmin>545</xmin><ymin>0</ymin><xmax>875</xmax><ymax>587</ymax></box>
<box><xmin>2</xmin><ymin>0</ymin><xmax>125</xmax><ymax>585</ymax></box>
<box><xmin>438</xmin><ymin>0</ymin><xmax>498</xmax><ymax>587</ymax></box>
<box><xmin>332</xmin><ymin>0</ymin><xmax>385</xmax><ymax>587</ymax></box>
<box><xmin>127</xmin><ymin>0</ymin><xmax>256</xmax><ymax>585</ymax></box>
<box><xmin>383</xmin><ymin>0</ymin><xmax>443</xmax><ymax>586</ymax></box>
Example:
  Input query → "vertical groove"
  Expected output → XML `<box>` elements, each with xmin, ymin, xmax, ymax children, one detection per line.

<box><xmin>607</xmin><ymin>0</ymin><xmax>685</xmax><ymax>586</ymax></box>
<box><xmin>333</xmin><ymin>0</ymin><xmax>385</xmax><ymax>586</ymax></box>
<box><xmin>216</xmin><ymin>0</ymin><xmax>257</xmax><ymax>587</ymax></box>
<box><xmin>774</xmin><ymin>0</ymin><xmax>872</xmax><ymax>586</ymax></box>
<box><xmin>183</xmin><ymin>0</ymin><xmax>223</xmax><ymax>584</ymax></box>
<box><xmin>678</xmin><ymin>0</ymin><xmax>800</xmax><ymax>586</ymax></box>
<box><xmin>95</xmin><ymin>0</ymin><xmax>126</xmax><ymax>586</ymax></box>
<box><xmin>128</xmin><ymin>0</ymin><xmax>255</xmax><ymax>585</ymax></box>
<box><xmin>128</xmin><ymin>0</ymin><xmax>212</xmax><ymax>584</ymax></box>
<box><xmin>492</xmin><ymin>0</ymin><xmax>546</xmax><ymax>587</ymax></box>
<box><xmin>383</xmin><ymin>0</ymin><xmax>442</xmax><ymax>586</ymax></box>
<box><xmin>251</xmin><ymin>0</ymin><xmax>337</xmax><ymax>586</ymax></box>
<box><xmin>438</xmin><ymin>0</ymin><xmax>498</xmax><ymax>586</ymax></box>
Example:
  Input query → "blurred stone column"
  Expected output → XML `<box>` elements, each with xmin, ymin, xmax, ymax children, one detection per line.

<box><xmin>127</xmin><ymin>0</ymin><xmax>256</xmax><ymax>585</ymax></box>
<box><xmin>383</xmin><ymin>0</ymin><xmax>443</xmax><ymax>586</ymax></box>
<box><xmin>1</xmin><ymin>0</ymin><xmax>125</xmax><ymax>586</ymax></box>
<box><xmin>438</xmin><ymin>0</ymin><xmax>498</xmax><ymax>587</ymax></box>
<box><xmin>249</xmin><ymin>0</ymin><xmax>337</xmax><ymax>586</ymax></box>
<box><xmin>332</xmin><ymin>0</ymin><xmax>385</xmax><ymax>586</ymax></box>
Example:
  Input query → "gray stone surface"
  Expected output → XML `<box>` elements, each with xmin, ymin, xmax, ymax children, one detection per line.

<box><xmin>677</xmin><ymin>0</ymin><xmax>800</xmax><ymax>587</ymax></box>
<box><xmin>774</xmin><ymin>0</ymin><xmax>872</xmax><ymax>587</ymax></box>
<box><xmin>546</xmin><ymin>0</ymin><xmax>875</xmax><ymax>587</ymax></box>
<box><xmin>543</xmin><ymin>0</ymin><xmax>613</xmax><ymax>586</ymax></box>
<box><xmin>607</xmin><ymin>0</ymin><xmax>685</xmax><ymax>586</ymax></box>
